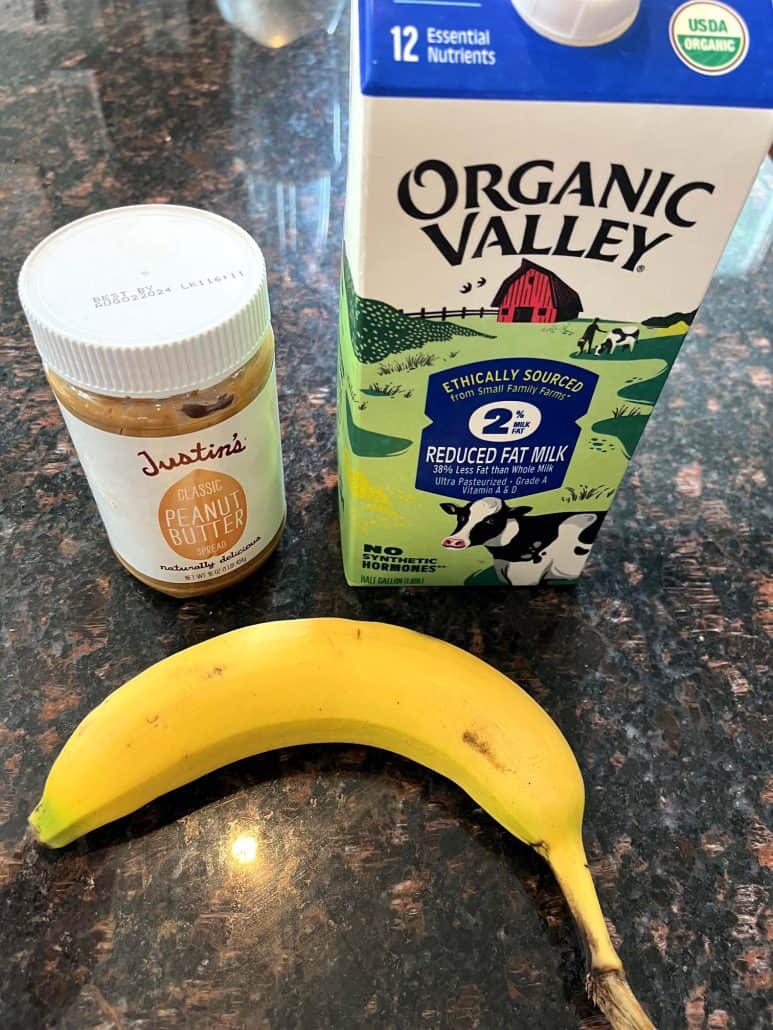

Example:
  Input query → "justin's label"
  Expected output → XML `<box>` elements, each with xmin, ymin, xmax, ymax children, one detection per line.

<box><xmin>338</xmin><ymin>0</ymin><xmax>772</xmax><ymax>587</ymax></box>
<box><xmin>60</xmin><ymin>368</ymin><xmax>285</xmax><ymax>585</ymax></box>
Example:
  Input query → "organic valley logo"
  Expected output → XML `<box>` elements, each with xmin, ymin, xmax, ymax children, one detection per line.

<box><xmin>138</xmin><ymin>433</ymin><xmax>246</xmax><ymax>477</ymax></box>
<box><xmin>397</xmin><ymin>160</ymin><xmax>716</xmax><ymax>271</ymax></box>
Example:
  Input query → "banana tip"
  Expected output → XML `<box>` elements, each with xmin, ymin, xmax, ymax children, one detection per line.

<box><xmin>28</xmin><ymin>802</ymin><xmax>49</xmax><ymax>846</ymax></box>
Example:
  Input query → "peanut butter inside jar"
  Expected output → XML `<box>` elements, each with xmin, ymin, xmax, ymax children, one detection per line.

<box><xmin>19</xmin><ymin>205</ymin><xmax>286</xmax><ymax>597</ymax></box>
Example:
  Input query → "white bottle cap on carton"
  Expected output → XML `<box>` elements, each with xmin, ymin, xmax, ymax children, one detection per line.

<box><xmin>512</xmin><ymin>0</ymin><xmax>639</xmax><ymax>46</ymax></box>
<box><xmin>18</xmin><ymin>204</ymin><xmax>271</xmax><ymax>398</ymax></box>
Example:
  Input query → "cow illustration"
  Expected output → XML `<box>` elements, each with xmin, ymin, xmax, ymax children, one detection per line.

<box><xmin>595</xmin><ymin>326</ymin><xmax>639</xmax><ymax>355</ymax></box>
<box><xmin>440</xmin><ymin>498</ymin><xmax>605</xmax><ymax>585</ymax></box>
<box><xmin>577</xmin><ymin>317</ymin><xmax>601</xmax><ymax>353</ymax></box>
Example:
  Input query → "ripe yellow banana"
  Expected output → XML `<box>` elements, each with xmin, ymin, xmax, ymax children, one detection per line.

<box><xmin>30</xmin><ymin>618</ymin><xmax>654</xmax><ymax>1029</ymax></box>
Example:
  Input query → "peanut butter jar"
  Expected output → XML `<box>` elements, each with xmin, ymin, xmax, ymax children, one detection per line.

<box><xmin>19</xmin><ymin>205</ymin><xmax>285</xmax><ymax>597</ymax></box>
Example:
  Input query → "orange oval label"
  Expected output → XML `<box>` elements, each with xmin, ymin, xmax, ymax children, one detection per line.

<box><xmin>159</xmin><ymin>469</ymin><xmax>247</xmax><ymax>561</ymax></box>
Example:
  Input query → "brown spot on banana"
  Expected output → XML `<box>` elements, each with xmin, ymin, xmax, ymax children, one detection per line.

<box><xmin>462</xmin><ymin>730</ymin><xmax>506</xmax><ymax>772</ymax></box>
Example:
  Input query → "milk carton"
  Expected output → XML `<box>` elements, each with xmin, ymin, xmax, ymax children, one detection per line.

<box><xmin>338</xmin><ymin>0</ymin><xmax>772</xmax><ymax>586</ymax></box>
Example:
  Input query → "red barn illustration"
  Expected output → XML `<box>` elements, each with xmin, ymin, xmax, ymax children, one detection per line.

<box><xmin>492</xmin><ymin>260</ymin><xmax>582</xmax><ymax>324</ymax></box>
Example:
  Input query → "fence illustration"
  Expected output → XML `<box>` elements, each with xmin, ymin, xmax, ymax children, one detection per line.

<box><xmin>399</xmin><ymin>307</ymin><xmax>497</xmax><ymax>320</ymax></box>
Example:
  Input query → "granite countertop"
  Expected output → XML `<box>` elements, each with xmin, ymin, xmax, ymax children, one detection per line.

<box><xmin>1</xmin><ymin>3</ymin><xmax>771</xmax><ymax>1028</ymax></box>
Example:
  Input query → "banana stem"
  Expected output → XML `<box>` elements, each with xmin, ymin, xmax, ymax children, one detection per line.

<box><xmin>586</xmin><ymin>970</ymin><xmax>656</xmax><ymax>1030</ymax></box>
<box><xmin>546</xmin><ymin>838</ymin><xmax>655</xmax><ymax>1030</ymax></box>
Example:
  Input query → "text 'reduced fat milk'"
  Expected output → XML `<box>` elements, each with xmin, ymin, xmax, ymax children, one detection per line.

<box><xmin>338</xmin><ymin>0</ymin><xmax>772</xmax><ymax>587</ymax></box>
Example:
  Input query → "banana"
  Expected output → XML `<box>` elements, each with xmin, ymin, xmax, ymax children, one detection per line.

<box><xmin>30</xmin><ymin>618</ymin><xmax>654</xmax><ymax>1029</ymax></box>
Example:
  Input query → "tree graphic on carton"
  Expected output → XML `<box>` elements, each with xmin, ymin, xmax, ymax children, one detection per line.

<box><xmin>343</xmin><ymin>252</ymin><xmax>491</xmax><ymax>364</ymax></box>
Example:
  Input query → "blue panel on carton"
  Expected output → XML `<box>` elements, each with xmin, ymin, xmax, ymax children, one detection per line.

<box><xmin>360</xmin><ymin>0</ymin><xmax>773</xmax><ymax>108</ymax></box>
<box><xmin>416</xmin><ymin>358</ymin><xmax>598</xmax><ymax>500</ymax></box>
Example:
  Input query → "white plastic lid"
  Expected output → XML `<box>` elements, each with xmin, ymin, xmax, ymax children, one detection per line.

<box><xmin>512</xmin><ymin>0</ymin><xmax>639</xmax><ymax>46</ymax></box>
<box><xmin>18</xmin><ymin>204</ymin><xmax>271</xmax><ymax>398</ymax></box>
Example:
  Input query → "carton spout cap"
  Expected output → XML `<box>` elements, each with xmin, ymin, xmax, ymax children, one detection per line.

<box><xmin>511</xmin><ymin>0</ymin><xmax>639</xmax><ymax>46</ymax></box>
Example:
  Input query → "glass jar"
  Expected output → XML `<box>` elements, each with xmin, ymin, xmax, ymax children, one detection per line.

<box><xmin>19</xmin><ymin>205</ymin><xmax>286</xmax><ymax>597</ymax></box>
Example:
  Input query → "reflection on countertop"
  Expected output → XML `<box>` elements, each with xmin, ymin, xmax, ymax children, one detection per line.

<box><xmin>0</xmin><ymin>2</ymin><xmax>771</xmax><ymax>1029</ymax></box>
<box><xmin>226</xmin><ymin>5</ymin><xmax>347</xmax><ymax>260</ymax></box>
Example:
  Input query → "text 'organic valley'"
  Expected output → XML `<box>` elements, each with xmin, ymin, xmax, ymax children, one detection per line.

<box><xmin>398</xmin><ymin>159</ymin><xmax>715</xmax><ymax>269</ymax></box>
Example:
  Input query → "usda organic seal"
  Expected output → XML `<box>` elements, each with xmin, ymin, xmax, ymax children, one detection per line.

<box><xmin>670</xmin><ymin>2</ymin><xmax>749</xmax><ymax>75</ymax></box>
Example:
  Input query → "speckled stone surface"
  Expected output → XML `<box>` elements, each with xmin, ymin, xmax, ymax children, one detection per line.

<box><xmin>1</xmin><ymin>3</ymin><xmax>771</xmax><ymax>1029</ymax></box>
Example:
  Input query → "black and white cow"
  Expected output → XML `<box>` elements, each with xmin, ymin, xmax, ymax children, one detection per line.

<box><xmin>440</xmin><ymin>498</ymin><xmax>605</xmax><ymax>585</ymax></box>
<box><xmin>595</xmin><ymin>326</ymin><xmax>639</xmax><ymax>355</ymax></box>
